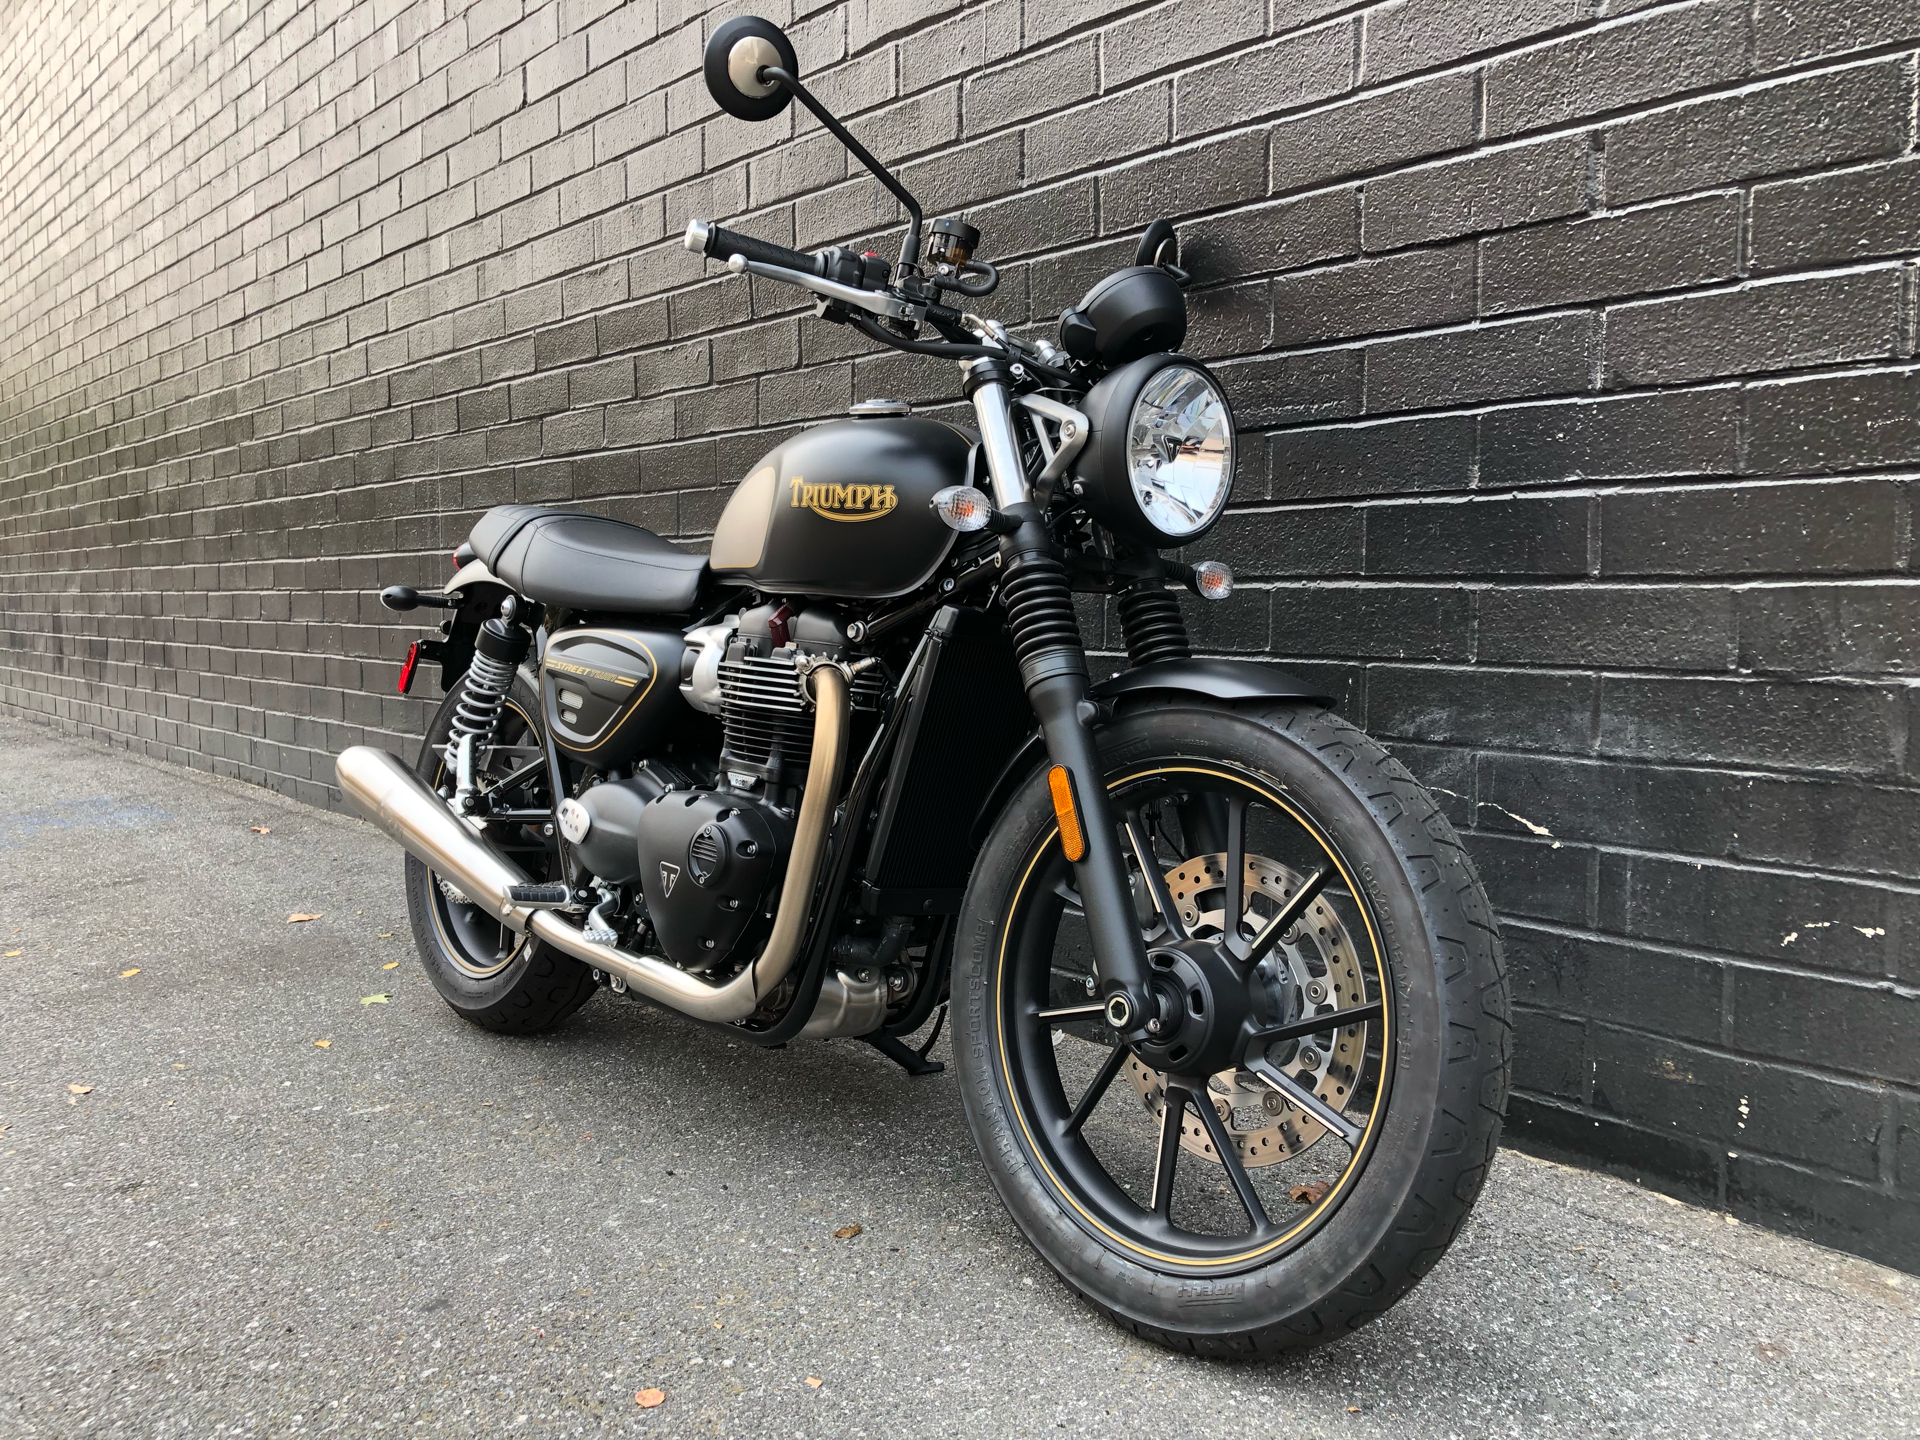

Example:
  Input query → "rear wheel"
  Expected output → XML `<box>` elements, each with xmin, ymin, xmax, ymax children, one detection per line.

<box><xmin>404</xmin><ymin>672</ymin><xmax>597</xmax><ymax>1034</ymax></box>
<box><xmin>952</xmin><ymin>702</ymin><xmax>1509</xmax><ymax>1355</ymax></box>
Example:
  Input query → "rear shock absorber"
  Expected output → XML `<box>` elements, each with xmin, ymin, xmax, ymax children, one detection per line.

<box><xmin>446</xmin><ymin>615</ymin><xmax>529</xmax><ymax>808</ymax></box>
<box><xmin>1116</xmin><ymin>581</ymin><xmax>1191</xmax><ymax>668</ymax></box>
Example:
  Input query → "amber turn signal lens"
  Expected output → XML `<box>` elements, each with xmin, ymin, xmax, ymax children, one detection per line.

<box><xmin>1048</xmin><ymin>765</ymin><xmax>1086</xmax><ymax>862</ymax></box>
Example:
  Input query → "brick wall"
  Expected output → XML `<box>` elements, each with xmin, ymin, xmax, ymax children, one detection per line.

<box><xmin>2</xmin><ymin>0</ymin><xmax>1916</xmax><ymax>1269</ymax></box>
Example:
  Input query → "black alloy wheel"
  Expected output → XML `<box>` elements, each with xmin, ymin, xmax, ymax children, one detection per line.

<box><xmin>953</xmin><ymin>702</ymin><xmax>1509</xmax><ymax>1354</ymax></box>
<box><xmin>996</xmin><ymin>763</ymin><xmax>1391</xmax><ymax>1269</ymax></box>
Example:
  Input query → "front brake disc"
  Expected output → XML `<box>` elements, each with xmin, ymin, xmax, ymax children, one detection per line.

<box><xmin>1126</xmin><ymin>854</ymin><xmax>1369</xmax><ymax>1168</ymax></box>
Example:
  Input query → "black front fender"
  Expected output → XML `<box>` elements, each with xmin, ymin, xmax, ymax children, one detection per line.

<box><xmin>969</xmin><ymin>659</ymin><xmax>1333</xmax><ymax>847</ymax></box>
<box><xmin>1091</xmin><ymin>656</ymin><xmax>1333</xmax><ymax>707</ymax></box>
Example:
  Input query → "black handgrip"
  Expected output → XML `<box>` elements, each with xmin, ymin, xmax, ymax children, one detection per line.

<box><xmin>687</xmin><ymin>219</ymin><xmax>820</xmax><ymax>277</ymax></box>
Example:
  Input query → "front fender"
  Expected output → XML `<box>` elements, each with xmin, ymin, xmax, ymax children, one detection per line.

<box><xmin>1091</xmin><ymin>657</ymin><xmax>1332</xmax><ymax>707</ymax></box>
<box><xmin>968</xmin><ymin>659</ymin><xmax>1332</xmax><ymax>847</ymax></box>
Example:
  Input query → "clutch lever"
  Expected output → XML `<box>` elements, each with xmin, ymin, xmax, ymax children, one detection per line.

<box><xmin>722</xmin><ymin>253</ymin><xmax>926</xmax><ymax>324</ymax></box>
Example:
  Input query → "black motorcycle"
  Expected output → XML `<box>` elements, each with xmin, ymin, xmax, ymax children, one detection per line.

<box><xmin>336</xmin><ymin>16</ymin><xmax>1509</xmax><ymax>1356</ymax></box>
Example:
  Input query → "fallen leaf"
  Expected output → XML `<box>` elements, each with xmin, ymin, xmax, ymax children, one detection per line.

<box><xmin>313</xmin><ymin>1039</ymin><xmax>332</xmax><ymax>1049</ymax></box>
<box><xmin>67</xmin><ymin>1084</ymin><xmax>93</xmax><ymax>1095</ymax></box>
<box><xmin>1347</xmin><ymin>1406</ymin><xmax>1361</xmax><ymax>1414</ymax></box>
<box><xmin>288</xmin><ymin>913</ymin><xmax>321</xmax><ymax>924</ymax></box>
<box><xmin>635</xmin><ymin>1388</ymin><xmax>666</xmax><ymax>1409</ymax></box>
<box><xmin>1289</xmin><ymin>1181</ymin><xmax>1332</xmax><ymax>1205</ymax></box>
<box><xmin>360</xmin><ymin>993</ymin><xmax>390</xmax><ymax>1006</ymax></box>
<box><xmin>805</xmin><ymin>1376</ymin><xmax>823</xmax><ymax>1389</ymax></box>
<box><xmin>382</xmin><ymin>961</ymin><xmax>399</xmax><ymax>970</ymax></box>
<box><xmin>250</xmin><ymin>825</ymin><xmax>271</xmax><ymax>834</ymax></box>
<box><xmin>120</xmin><ymin>967</ymin><xmax>141</xmax><ymax>978</ymax></box>
<box><xmin>833</xmin><ymin>1223</ymin><xmax>863</xmax><ymax>1239</ymax></box>
<box><xmin>3</xmin><ymin>949</ymin><xmax>21</xmax><ymax>958</ymax></box>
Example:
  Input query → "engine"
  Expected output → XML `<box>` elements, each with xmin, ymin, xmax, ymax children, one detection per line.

<box><xmin>555</xmin><ymin>600</ymin><xmax>880</xmax><ymax>977</ymax></box>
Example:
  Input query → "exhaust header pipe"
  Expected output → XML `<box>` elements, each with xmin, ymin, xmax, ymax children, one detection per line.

<box><xmin>334</xmin><ymin>665</ymin><xmax>850</xmax><ymax>1025</ymax></box>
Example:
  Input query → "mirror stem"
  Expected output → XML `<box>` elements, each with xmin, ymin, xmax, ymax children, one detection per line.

<box><xmin>762</xmin><ymin>66</ymin><xmax>923</xmax><ymax>281</ymax></box>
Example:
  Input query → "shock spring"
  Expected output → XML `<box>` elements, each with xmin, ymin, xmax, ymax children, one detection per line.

<box><xmin>449</xmin><ymin>618</ymin><xmax>528</xmax><ymax>749</ymax></box>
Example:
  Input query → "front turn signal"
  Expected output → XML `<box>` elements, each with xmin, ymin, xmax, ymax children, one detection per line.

<box><xmin>1048</xmin><ymin>765</ymin><xmax>1086</xmax><ymax>862</ymax></box>
<box><xmin>1191</xmin><ymin>561</ymin><xmax>1234</xmax><ymax>601</ymax></box>
<box><xmin>931</xmin><ymin>485</ymin><xmax>994</xmax><ymax>532</ymax></box>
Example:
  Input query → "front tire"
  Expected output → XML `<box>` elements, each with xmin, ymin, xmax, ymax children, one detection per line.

<box><xmin>951</xmin><ymin>702</ymin><xmax>1509</xmax><ymax>1355</ymax></box>
<box><xmin>404</xmin><ymin>672</ymin><xmax>598</xmax><ymax>1035</ymax></box>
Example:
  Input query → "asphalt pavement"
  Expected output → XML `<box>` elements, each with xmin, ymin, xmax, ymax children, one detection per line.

<box><xmin>1</xmin><ymin>713</ymin><xmax>1914</xmax><ymax>1439</ymax></box>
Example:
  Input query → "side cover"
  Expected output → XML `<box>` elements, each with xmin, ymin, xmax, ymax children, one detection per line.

<box><xmin>540</xmin><ymin>627</ymin><xmax>689</xmax><ymax>768</ymax></box>
<box><xmin>709</xmin><ymin>417</ymin><xmax>972</xmax><ymax>599</ymax></box>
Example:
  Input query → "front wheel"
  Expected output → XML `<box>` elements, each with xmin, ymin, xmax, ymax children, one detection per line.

<box><xmin>952</xmin><ymin>702</ymin><xmax>1509</xmax><ymax>1355</ymax></box>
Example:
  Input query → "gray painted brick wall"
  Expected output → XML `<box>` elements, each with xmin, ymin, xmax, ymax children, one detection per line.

<box><xmin>2</xmin><ymin>0</ymin><xmax>1916</xmax><ymax>1268</ymax></box>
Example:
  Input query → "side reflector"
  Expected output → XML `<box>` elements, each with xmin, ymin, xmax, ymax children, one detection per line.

<box><xmin>398</xmin><ymin>641</ymin><xmax>422</xmax><ymax>696</ymax></box>
<box><xmin>1048</xmin><ymin>765</ymin><xmax>1086</xmax><ymax>862</ymax></box>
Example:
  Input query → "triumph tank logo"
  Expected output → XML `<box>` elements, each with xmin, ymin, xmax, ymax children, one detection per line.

<box><xmin>788</xmin><ymin>476</ymin><xmax>897</xmax><ymax>522</ymax></box>
<box><xmin>659</xmin><ymin>862</ymin><xmax>680</xmax><ymax>897</ymax></box>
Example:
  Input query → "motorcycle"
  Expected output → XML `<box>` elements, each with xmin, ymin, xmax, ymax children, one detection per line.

<box><xmin>335</xmin><ymin>15</ymin><xmax>1510</xmax><ymax>1356</ymax></box>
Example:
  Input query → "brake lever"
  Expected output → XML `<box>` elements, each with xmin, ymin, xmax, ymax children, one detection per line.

<box><xmin>722</xmin><ymin>253</ymin><xmax>926</xmax><ymax>324</ymax></box>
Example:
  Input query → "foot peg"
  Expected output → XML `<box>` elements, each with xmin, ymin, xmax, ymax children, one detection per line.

<box><xmin>507</xmin><ymin>883</ymin><xmax>573</xmax><ymax>907</ymax></box>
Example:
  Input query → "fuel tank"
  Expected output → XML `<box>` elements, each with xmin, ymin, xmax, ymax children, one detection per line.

<box><xmin>709</xmin><ymin>416</ymin><xmax>974</xmax><ymax>599</ymax></box>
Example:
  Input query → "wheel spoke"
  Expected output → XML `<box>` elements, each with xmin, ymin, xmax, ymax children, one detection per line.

<box><xmin>1244</xmin><ymin>864</ymin><xmax>1330</xmax><ymax>966</ymax></box>
<box><xmin>1222</xmin><ymin>795</ymin><xmax>1248</xmax><ymax>958</ymax></box>
<box><xmin>1150</xmin><ymin>1084</ymin><xmax>1188</xmax><ymax>1217</ymax></box>
<box><xmin>1246</xmin><ymin>1056</ymin><xmax>1363</xmax><ymax>1147</ymax></box>
<box><xmin>1189</xmin><ymin>1085</ymin><xmax>1270</xmax><ymax>1232</ymax></box>
<box><xmin>1247</xmin><ymin>1000</ymin><xmax>1384</xmax><ymax>1047</ymax></box>
<box><xmin>1124</xmin><ymin>811</ymin><xmax>1188</xmax><ymax>940</ymax></box>
<box><xmin>1035</xmin><ymin>1001</ymin><xmax>1105</xmax><ymax>1022</ymax></box>
<box><xmin>1064</xmin><ymin>1043</ymin><xmax>1130</xmax><ymax>1136</ymax></box>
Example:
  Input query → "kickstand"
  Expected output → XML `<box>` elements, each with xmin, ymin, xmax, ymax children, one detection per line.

<box><xmin>863</xmin><ymin>1032</ymin><xmax>945</xmax><ymax>1076</ymax></box>
<box><xmin>865</xmin><ymin>1004</ymin><xmax>947</xmax><ymax>1076</ymax></box>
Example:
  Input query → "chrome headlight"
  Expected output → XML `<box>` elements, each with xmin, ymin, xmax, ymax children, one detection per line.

<box><xmin>1075</xmin><ymin>354</ymin><xmax>1235</xmax><ymax>547</ymax></box>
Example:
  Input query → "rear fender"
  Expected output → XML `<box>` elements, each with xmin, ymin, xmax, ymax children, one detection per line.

<box><xmin>433</xmin><ymin>561</ymin><xmax>512</xmax><ymax>690</ymax></box>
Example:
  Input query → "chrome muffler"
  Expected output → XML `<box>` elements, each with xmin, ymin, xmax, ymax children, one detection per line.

<box><xmin>334</xmin><ymin>665</ymin><xmax>850</xmax><ymax>1025</ymax></box>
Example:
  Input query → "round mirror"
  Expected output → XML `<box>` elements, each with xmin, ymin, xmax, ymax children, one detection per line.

<box><xmin>704</xmin><ymin>16</ymin><xmax>798</xmax><ymax>122</ymax></box>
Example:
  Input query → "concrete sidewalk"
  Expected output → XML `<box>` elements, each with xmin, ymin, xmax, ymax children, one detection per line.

<box><xmin>0</xmin><ymin>714</ymin><xmax>1913</xmax><ymax>1439</ymax></box>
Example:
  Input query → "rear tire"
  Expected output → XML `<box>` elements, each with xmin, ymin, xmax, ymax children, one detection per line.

<box><xmin>951</xmin><ymin>701</ymin><xmax>1509</xmax><ymax>1355</ymax></box>
<box><xmin>404</xmin><ymin>672</ymin><xmax>598</xmax><ymax>1035</ymax></box>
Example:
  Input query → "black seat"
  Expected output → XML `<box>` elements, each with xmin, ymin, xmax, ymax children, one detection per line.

<box><xmin>467</xmin><ymin>505</ymin><xmax>709</xmax><ymax>614</ymax></box>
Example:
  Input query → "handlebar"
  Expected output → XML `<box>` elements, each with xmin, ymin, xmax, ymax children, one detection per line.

<box><xmin>681</xmin><ymin>217</ymin><xmax>1080</xmax><ymax>385</ymax></box>
<box><xmin>684</xmin><ymin>219</ymin><xmax>820</xmax><ymax>277</ymax></box>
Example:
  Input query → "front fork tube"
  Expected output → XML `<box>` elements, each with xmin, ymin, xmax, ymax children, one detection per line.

<box><xmin>1028</xmin><ymin>672</ymin><xmax>1155</xmax><ymax>1033</ymax></box>
<box><xmin>991</xmin><ymin>502</ymin><xmax>1154</xmax><ymax>1036</ymax></box>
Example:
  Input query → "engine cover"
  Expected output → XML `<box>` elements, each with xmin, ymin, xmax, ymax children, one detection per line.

<box><xmin>635</xmin><ymin>789</ymin><xmax>792</xmax><ymax>970</ymax></box>
<box><xmin>566</xmin><ymin>763</ymin><xmax>683</xmax><ymax>885</ymax></box>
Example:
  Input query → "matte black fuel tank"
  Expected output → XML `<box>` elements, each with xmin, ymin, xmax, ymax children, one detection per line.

<box><xmin>708</xmin><ymin>416</ymin><xmax>973</xmax><ymax>599</ymax></box>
